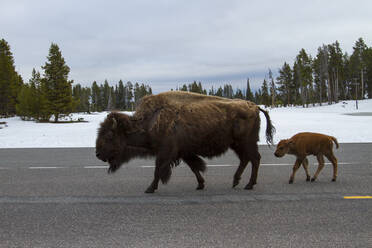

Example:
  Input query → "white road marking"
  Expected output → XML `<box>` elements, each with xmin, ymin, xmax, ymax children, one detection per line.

<box><xmin>84</xmin><ymin>166</ymin><xmax>109</xmax><ymax>169</ymax></box>
<box><xmin>29</xmin><ymin>166</ymin><xmax>65</xmax><ymax>169</ymax></box>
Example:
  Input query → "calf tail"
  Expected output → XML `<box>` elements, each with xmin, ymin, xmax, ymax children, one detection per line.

<box><xmin>258</xmin><ymin>107</ymin><xmax>276</xmax><ymax>146</ymax></box>
<box><xmin>331</xmin><ymin>136</ymin><xmax>339</xmax><ymax>149</ymax></box>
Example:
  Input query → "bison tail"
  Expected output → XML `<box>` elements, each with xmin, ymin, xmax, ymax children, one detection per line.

<box><xmin>331</xmin><ymin>136</ymin><xmax>339</xmax><ymax>149</ymax></box>
<box><xmin>258</xmin><ymin>107</ymin><xmax>276</xmax><ymax>146</ymax></box>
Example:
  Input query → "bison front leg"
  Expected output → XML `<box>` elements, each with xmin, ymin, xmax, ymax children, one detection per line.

<box><xmin>145</xmin><ymin>148</ymin><xmax>176</xmax><ymax>193</ymax></box>
<box><xmin>302</xmin><ymin>157</ymin><xmax>311</xmax><ymax>181</ymax></box>
<box><xmin>182</xmin><ymin>155</ymin><xmax>206</xmax><ymax>190</ymax></box>
<box><xmin>289</xmin><ymin>158</ymin><xmax>303</xmax><ymax>184</ymax></box>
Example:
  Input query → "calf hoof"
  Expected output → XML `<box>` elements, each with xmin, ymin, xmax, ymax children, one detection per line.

<box><xmin>196</xmin><ymin>183</ymin><xmax>205</xmax><ymax>190</ymax></box>
<box><xmin>332</xmin><ymin>178</ymin><xmax>336</xmax><ymax>182</ymax></box>
<box><xmin>145</xmin><ymin>187</ymin><xmax>155</xmax><ymax>193</ymax></box>
<box><xmin>244</xmin><ymin>184</ymin><xmax>253</xmax><ymax>190</ymax></box>
<box><xmin>306</xmin><ymin>176</ymin><xmax>311</xmax><ymax>182</ymax></box>
<box><xmin>311</xmin><ymin>178</ymin><xmax>316</xmax><ymax>182</ymax></box>
<box><xmin>289</xmin><ymin>179</ymin><xmax>293</xmax><ymax>184</ymax></box>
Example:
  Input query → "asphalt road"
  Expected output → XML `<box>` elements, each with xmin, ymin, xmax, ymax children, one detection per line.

<box><xmin>0</xmin><ymin>144</ymin><xmax>371</xmax><ymax>247</ymax></box>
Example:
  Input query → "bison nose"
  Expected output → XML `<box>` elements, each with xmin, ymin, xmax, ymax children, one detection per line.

<box><xmin>274</xmin><ymin>152</ymin><xmax>279</xmax><ymax>157</ymax></box>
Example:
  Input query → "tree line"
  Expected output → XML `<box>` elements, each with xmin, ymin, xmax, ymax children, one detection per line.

<box><xmin>1</xmin><ymin>37</ymin><xmax>371</xmax><ymax>122</ymax></box>
<box><xmin>0</xmin><ymin>39</ymin><xmax>152</xmax><ymax>122</ymax></box>
<box><xmin>260</xmin><ymin>38</ymin><xmax>372</xmax><ymax>107</ymax></box>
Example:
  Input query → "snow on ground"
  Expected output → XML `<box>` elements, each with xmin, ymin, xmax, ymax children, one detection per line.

<box><xmin>0</xmin><ymin>100</ymin><xmax>371</xmax><ymax>148</ymax></box>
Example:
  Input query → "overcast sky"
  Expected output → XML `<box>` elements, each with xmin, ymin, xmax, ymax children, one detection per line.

<box><xmin>2</xmin><ymin>0</ymin><xmax>372</xmax><ymax>93</ymax></box>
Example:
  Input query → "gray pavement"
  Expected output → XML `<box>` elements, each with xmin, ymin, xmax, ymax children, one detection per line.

<box><xmin>0</xmin><ymin>144</ymin><xmax>371</xmax><ymax>247</ymax></box>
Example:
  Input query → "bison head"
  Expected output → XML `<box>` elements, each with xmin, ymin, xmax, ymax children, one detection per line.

<box><xmin>96</xmin><ymin>112</ymin><xmax>143</xmax><ymax>173</ymax></box>
<box><xmin>274</xmin><ymin>139</ymin><xmax>293</xmax><ymax>157</ymax></box>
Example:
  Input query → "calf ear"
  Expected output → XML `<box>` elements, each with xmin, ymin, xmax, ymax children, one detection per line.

<box><xmin>287</xmin><ymin>140</ymin><xmax>294</xmax><ymax>148</ymax></box>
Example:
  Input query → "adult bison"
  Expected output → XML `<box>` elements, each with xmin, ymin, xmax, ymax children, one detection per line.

<box><xmin>96</xmin><ymin>91</ymin><xmax>275</xmax><ymax>193</ymax></box>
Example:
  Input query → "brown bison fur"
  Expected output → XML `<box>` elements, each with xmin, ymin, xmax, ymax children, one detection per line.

<box><xmin>96</xmin><ymin>91</ymin><xmax>275</xmax><ymax>193</ymax></box>
<box><xmin>274</xmin><ymin>132</ymin><xmax>339</xmax><ymax>184</ymax></box>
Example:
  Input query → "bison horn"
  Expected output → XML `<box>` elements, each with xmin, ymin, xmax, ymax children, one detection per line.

<box><xmin>112</xmin><ymin>117</ymin><xmax>117</xmax><ymax>129</ymax></box>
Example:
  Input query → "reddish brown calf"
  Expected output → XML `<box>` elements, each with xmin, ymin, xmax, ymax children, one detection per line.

<box><xmin>274</xmin><ymin>132</ymin><xmax>339</xmax><ymax>184</ymax></box>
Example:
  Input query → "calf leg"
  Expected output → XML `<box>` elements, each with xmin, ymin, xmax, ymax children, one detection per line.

<box><xmin>325</xmin><ymin>152</ymin><xmax>338</xmax><ymax>182</ymax></box>
<box><xmin>289</xmin><ymin>158</ymin><xmax>303</xmax><ymax>184</ymax></box>
<box><xmin>302</xmin><ymin>157</ymin><xmax>311</xmax><ymax>181</ymax></box>
<box><xmin>182</xmin><ymin>155</ymin><xmax>206</xmax><ymax>190</ymax></box>
<box><xmin>312</xmin><ymin>155</ymin><xmax>325</xmax><ymax>182</ymax></box>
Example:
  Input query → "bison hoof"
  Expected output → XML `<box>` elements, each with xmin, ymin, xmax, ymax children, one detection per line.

<box><xmin>196</xmin><ymin>184</ymin><xmax>205</xmax><ymax>190</ymax></box>
<box><xmin>306</xmin><ymin>177</ymin><xmax>311</xmax><ymax>182</ymax></box>
<box><xmin>332</xmin><ymin>178</ymin><xmax>336</xmax><ymax>182</ymax></box>
<box><xmin>232</xmin><ymin>179</ymin><xmax>240</xmax><ymax>188</ymax></box>
<box><xmin>311</xmin><ymin>178</ymin><xmax>316</xmax><ymax>182</ymax></box>
<box><xmin>145</xmin><ymin>188</ymin><xmax>155</xmax><ymax>193</ymax></box>
<box><xmin>244</xmin><ymin>184</ymin><xmax>253</xmax><ymax>190</ymax></box>
<box><xmin>289</xmin><ymin>179</ymin><xmax>293</xmax><ymax>184</ymax></box>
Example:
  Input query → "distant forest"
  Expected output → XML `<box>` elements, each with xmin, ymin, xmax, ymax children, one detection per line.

<box><xmin>1</xmin><ymin>37</ymin><xmax>371</xmax><ymax>122</ymax></box>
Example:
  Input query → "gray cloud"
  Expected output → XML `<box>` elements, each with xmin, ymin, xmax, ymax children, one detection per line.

<box><xmin>2</xmin><ymin>0</ymin><xmax>372</xmax><ymax>93</ymax></box>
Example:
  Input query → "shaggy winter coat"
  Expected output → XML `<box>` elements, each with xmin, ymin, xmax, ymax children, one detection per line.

<box><xmin>96</xmin><ymin>91</ymin><xmax>275</xmax><ymax>193</ymax></box>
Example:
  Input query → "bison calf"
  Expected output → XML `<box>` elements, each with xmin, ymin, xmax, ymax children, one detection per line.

<box><xmin>274</xmin><ymin>132</ymin><xmax>339</xmax><ymax>184</ymax></box>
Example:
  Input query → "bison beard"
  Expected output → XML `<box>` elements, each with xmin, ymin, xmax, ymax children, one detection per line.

<box><xmin>96</xmin><ymin>91</ymin><xmax>275</xmax><ymax>193</ymax></box>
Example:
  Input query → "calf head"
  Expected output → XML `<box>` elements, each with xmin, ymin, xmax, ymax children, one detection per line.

<box><xmin>96</xmin><ymin>112</ymin><xmax>139</xmax><ymax>173</ymax></box>
<box><xmin>274</xmin><ymin>139</ymin><xmax>293</xmax><ymax>157</ymax></box>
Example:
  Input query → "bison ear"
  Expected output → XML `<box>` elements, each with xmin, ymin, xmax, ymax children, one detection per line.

<box><xmin>107</xmin><ymin>112</ymin><xmax>118</xmax><ymax>130</ymax></box>
<box><xmin>112</xmin><ymin>117</ymin><xmax>117</xmax><ymax>129</ymax></box>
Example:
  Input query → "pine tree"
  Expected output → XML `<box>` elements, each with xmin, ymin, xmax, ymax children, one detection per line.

<box><xmin>260</xmin><ymin>79</ymin><xmax>270</xmax><ymax>107</ymax></box>
<box><xmin>245</xmin><ymin>78</ymin><xmax>254</xmax><ymax>102</ymax></box>
<box><xmin>350</xmin><ymin>38</ymin><xmax>368</xmax><ymax>99</ymax></box>
<box><xmin>276</xmin><ymin>62</ymin><xmax>293</xmax><ymax>106</ymax></box>
<box><xmin>234</xmin><ymin>89</ymin><xmax>244</xmax><ymax>99</ymax></box>
<box><xmin>268</xmin><ymin>69</ymin><xmax>276</xmax><ymax>107</ymax></box>
<box><xmin>0</xmin><ymin>39</ymin><xmax>23</xmax><ymax>116</ymax></box>
<box><xmin>42</xmin><ymin>43</ymin><xmax>73</xmax><ymax>122</ymax></box>
<box><xmin>295</xmin><ymin>49</ymin><xmax>313</xmax><ymax>107</ymax></box>
<box><xmin>16</xmin><ymin>84</ymin><xmax>32</xmax><ymax>120</ymax></box>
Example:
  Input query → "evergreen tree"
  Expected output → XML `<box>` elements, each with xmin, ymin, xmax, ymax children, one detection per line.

<box><xmin>350</xmin><ymin>38</ymin><xmax>368</xmax><ymax>99</ymax></box>
<box><xmin>260</xmin><ymin>79</ymin><xmax>270</xmax><ymax>107</ymax></box>
<box><xmin>42</xmin><ymin>43</ymin><xmax>73</xmax><ymax>122</ymax></box>
<box><xmin>268</xmin><ymin>69</ymin><xmax>276</xmax><ymax>107</ymax></box>
<box><xmin>29</xmin><ymin>68</ymin><xmax>46</xmax><ymax>120</ymax></box>
<box><xmin>91</xmin><ymin>81</ymin><xmax>101</xmax><ymax>112</ymax></box>
<box><xmin>245</xmin><ymin>78</ymin><xmax>254</xmax><ymax>102</ymax></box>
<box><xmin>125</xmin><ymin>81</ymin><xmax>134</xmax><ymax>110</ymax></box>
<box><xmin>16</xmin><ymin>84</ymin><xmax>32</xmax><ymax>120</ymax></box>
<box><xmin>223</xmin><ymin>84</ymin><xmax>233</xmax><ymax>98</ymax></box>
<box><xmin>295</xmin><ymin>49</ymin><xmax>313</xmax><ymax>107</ymax></box>
<box><xmin>215</xmin><ymin>86</ymin><xmax>223</xmax><ymax>97</ymax></box>
<box><xmin>116</xmin><ymin>80</ymin><xmax>125</xmax><ymax>109</ymax></box>
<box><xmin>0</xmin><ymin>39</ymin><xmax>23</xmax><ymax>116</ymax></box>
<box><xmin>276</xmin><ymin>62</ymin><xmax>293</xmax><ymax>106</ymax></box>
<box><xmin>234</xmin><ymin>89</ymin><xmax>244</xmax><ymax>99</ymax></box>
<box><xmin>180</xmin><ymin>84</ymin><xmax>188</xmax><ymax>91</ymax></box>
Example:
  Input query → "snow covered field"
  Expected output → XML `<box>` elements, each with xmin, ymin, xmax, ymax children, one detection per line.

<box><xmin>0</xmin><ymin>99</ymin><xmax>371</xmax><ymax>148</ymax></box>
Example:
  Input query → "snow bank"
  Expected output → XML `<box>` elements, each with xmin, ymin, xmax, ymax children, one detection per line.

<box><xmin>0</xmin><ymin>100</ymin><xmax>371</xmax><ymax>148</ymax></box>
